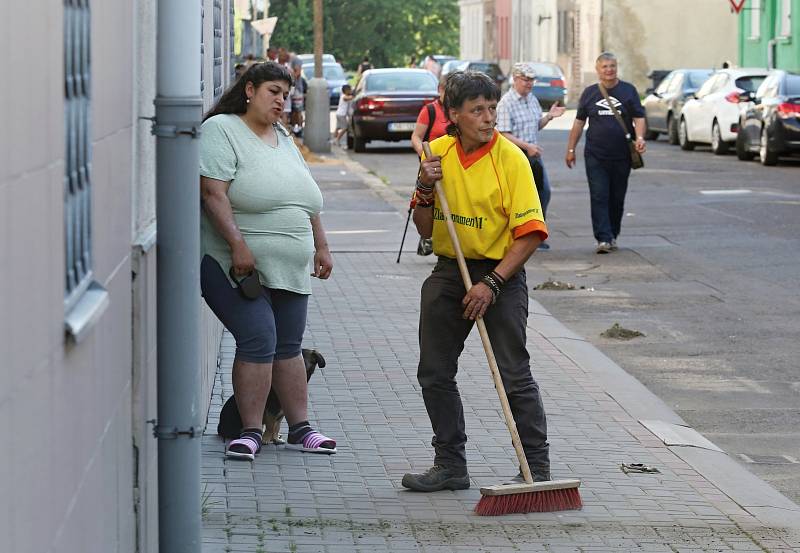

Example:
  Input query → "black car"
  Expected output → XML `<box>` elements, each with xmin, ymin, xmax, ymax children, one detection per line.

<box><xmin>736</xmin><ymin>70</ymin><xmax>800</xmax><ymax>166</ymax></box>
<box><xmin>448</xmin><ymin>60</ymin><xmax>508</xmax><ymax>91</ymax></box>
<box><xmin>347</xmin><ymin>68</ymin><xmax>439</xmax><ymax>152</ymax></box>
<box><xmin>643</xmin><ymin>69</ymin><xmax>713</xmax><ymax>144</ymax></box>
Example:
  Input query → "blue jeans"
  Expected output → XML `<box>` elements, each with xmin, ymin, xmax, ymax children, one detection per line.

<box><xmin>526</xmin><ymin>155</ymin><xmax>551</xmax><ymax>220</ymax></box>
<box><xmin>584</xmin><ymin>153</ymin><xmax>631</xmax><ymax>243</ymax></box>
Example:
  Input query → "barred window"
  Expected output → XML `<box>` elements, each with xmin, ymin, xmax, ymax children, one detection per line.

<box><xmin>214</xmin><ymin>0</ymin><xmax>223</xmax><ymax>101</ymax></box>
<box><xmin>201</xmin><ymin>3</ymin><xmax>206</xmax><ymax>94</ymax></box>
<box><xmin>64</xmin><ymin>0</ymin><xmax>108</xmax><ymax>342</ymax></box>
<box><xmin>229</xmin><ymin>0</ymin><xmax>236</xmax><ymax>81</ymax></box>
<box><xmin>64</xmin><ymin>0</ymin><xmax>93</xmax><ymax>307</ymax></box>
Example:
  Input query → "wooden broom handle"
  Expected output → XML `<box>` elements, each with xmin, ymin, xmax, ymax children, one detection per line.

<box><xmin>422</xmin><ymin>142</ymin><xmax>534</xmax><ymax>485</ymax></box>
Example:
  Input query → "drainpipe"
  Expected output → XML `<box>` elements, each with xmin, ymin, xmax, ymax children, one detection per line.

<box><xmin>154</xmin><ymin>1</ymin><xmax>203</xmax><ymax>552</ymax></box>
<box><xmin>767</xmin><ymin>38</ymin><xmax>777</xmax><ymax>69</ymax></box>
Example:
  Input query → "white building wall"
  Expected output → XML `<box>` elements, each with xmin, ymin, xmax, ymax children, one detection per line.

<box><xmin>0</xmin><ymin>2</ymin><xmax>228</xmax><ymax>552</ymax></box>
<box><xmin>460</xmin><ymin>0</ymin><xmax>485</xmax><ymax>60</ymax></box>
<box><xmin>512</xmin><ymin>0</ymin><xmax>558</xmax><ymax>64</ymax></box>
<box><xmin>0</xmin><ymin>1</ymin><xmax>137</xmax><ymax>552</ymax></box>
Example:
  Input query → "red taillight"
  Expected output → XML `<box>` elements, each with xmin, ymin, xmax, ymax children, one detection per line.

<box><xmin>777</xmin><ymin>102</ymin><xmax>800</xmax><ymax>117</ymax></box>
<box><xmin>356</xmin><ymin>98</ymin><xmax>384</xmax><ymax>112</ymax></box>
<box><xmin>725</xmin><ymin>90</ymin><xmax>742</xmax><ymax>103</ymax></box>
<box><xmin>551</xmin><ymin>79</ymin><xmax>565</xmax><ymax>88</ymax></box>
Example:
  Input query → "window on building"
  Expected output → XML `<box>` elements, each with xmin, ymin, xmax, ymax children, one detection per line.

<box><xmin>213</xmin><ymin>0</ymin><xmax>223</xmax><ymax>101</ymax></box>
<box><xmin>779</xmin><ymin>0</ymin><xmax>791</xmax><ymax>37</ymax></box>
<box><xmin>64</xmin><ymin>0</ymin><xmax>93</xmax><ymax>308</ymax></box>
<box><xmin>750</xmin><ymin>0</ymin><xmax>761</xmax><ymax>39</ymax></box>
<box><xmin>557</xmin><ymin>11</ymin><xmax>573</xmax><ymax>54</ymax></box>
<box><xmin>64</xmin><ymin>0</ymin><xmax>108</xmax><ymax>342</ymax></box>
<box><xmin>229</xmin><ymin>0</ymin><xmax>235</xmax><ymax>80</ymax></box>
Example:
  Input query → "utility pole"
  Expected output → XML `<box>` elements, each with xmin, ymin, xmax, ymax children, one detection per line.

<box><xmin>304</xmin><ymin>0</ymin><xmax>331</xmax><ymax>152</ymax></box>
<box><xmin>154</xmin><ymin>2</ymin><xmax>203</xmax><ymax>551</ymax></box>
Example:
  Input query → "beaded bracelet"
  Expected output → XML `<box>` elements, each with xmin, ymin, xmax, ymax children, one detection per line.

<box><xmin>480</xmin><ymin>273</ymin><xmax>502</xmax><ymax>304</ymax></box>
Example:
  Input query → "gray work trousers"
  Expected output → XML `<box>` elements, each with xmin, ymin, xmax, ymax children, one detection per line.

<box><xmin>417</xmin><ymin>257</ymin><xmax>550</xmax><ymax>473</ymax></box>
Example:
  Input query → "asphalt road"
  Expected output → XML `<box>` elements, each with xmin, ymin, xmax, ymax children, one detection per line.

<box><xmin>341</xmin><ymin>125</ymin><xmax>800</xmax><ymax>504</ymax></box>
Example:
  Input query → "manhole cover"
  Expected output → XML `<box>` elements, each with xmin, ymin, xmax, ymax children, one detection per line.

<box><xmin>738</xmin><ymin>454</ymin><xmax>799</xmax><ymax>465</ymax></box>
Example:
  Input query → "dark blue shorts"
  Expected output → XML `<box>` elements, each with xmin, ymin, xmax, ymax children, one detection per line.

<box><xmin>200</xmin><ymin>255</ymin><xmax>308</xmax><ymax>364</ymax></box>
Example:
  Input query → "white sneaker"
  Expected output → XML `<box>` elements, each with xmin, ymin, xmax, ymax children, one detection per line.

<box><xmin>610</xmin><ymin>239</ymin><xmax>618</xmax><ymax>251</ymax></box>
<box><xmin>596</xmin><ymin>241</ymin><xmax>612</xmax><ymax>254</ymax></box>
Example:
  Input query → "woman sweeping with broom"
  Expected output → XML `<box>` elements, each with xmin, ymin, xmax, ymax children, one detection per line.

<box><xmin>401</xmin><ymin>71</ymin><xmax>581</xmax><ymax>514</ymax></box>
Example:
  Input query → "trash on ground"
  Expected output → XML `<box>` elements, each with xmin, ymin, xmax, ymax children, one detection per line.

<box><xmin>601</xmin><ymin>323</ymin><xmax>645</xmax><ymax>340</ymax></box>
<box><xmin>535</xmin><ymin>279</ymin><xmax>576</xmax><ymax>291</ymax></box>
<box><xmin>621</xmin><ymin>463</ymin><xmax>660</xmax><ymax>474</ymax></box>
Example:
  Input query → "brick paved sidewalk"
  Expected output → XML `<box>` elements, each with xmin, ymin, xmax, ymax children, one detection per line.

<box><xmin>201</xmin><ymin>248</ymin><xmax>799</xmax><ymax>552</ymax></box>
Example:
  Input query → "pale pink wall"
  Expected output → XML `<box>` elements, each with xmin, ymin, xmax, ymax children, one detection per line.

<box><xmin>496</xmin><ymin>0</ymin><xmax>512</xmax><ymax>63</ymax></box>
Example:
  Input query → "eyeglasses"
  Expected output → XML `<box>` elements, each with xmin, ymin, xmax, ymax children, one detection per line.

<box><xmin>516</xmin><ymin>76</ymin><xmax>535</xmax><ymax>83</ymax></box>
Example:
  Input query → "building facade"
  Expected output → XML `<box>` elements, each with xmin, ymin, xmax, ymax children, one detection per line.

<box><xmin>739</xmin><ymin>0</ymin><xmax>800</xmax><ymax>71</ymax></box>
<box><xmin>461</xmin><ymin>0</ymin><xmax>739</xmax><ymax>104</ymax></box>
<box><xmin>459</xmin><ymin>0</ymin><xmax>513</xmax><ymax>72</ymax></box>
<box><xmin>0</xmin><ymin>1</ymin><xmax>234</xmax><ymax>551</ymax></box>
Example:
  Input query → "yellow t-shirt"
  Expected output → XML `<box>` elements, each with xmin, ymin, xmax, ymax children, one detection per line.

<box><xmin>426</xmin><ymin>131</ymin><xmax>548</xmax><ymax>260</ymax></box>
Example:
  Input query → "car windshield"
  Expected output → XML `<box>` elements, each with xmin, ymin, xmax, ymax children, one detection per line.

<box><xmin>365</xmin><ymin>72</ymin><xmax>437</xmax><ymax>92</ymax></box>
<box><xmin>785</xmin><ymin>75</ymin><xmax>800</xmax><ymax>96</ymax></box>
<box><xmin>529</xmin><ymin>63</ymin><xmax>561</xmax><ymax>77</ymax></box>
<box><xmin>735</xmin><ymin>75</ymin><xmax>767</xmax><ymax>92</ymax></box>
<box><xmin>468</xmin><ymin>63</ymin><xmax>502</xmax><ymax>79</ymax></box>
<box><xmin>303</xmin><ymin>64</ymin><xmax>346</xmax><ymax>81</ymax></box>
<box><xmin>686</xmin><ymin>70</ymin><xmax>712</xmax><ymax>88</ymax></box>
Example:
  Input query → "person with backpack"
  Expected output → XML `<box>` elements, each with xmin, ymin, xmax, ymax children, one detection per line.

<box><xmin>409</xmin><ymin>78</ymin><xmax>448</xmax><ymax>256</ymax></box>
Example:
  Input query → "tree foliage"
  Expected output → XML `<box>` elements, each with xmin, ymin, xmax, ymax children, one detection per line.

<box><xmin>268</xmin><ymin>0</ymin><xmax>459</xmax><ymax>70</ymax></box>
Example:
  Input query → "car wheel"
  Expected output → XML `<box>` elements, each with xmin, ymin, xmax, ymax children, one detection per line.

<box><xmin>759</xmin><ymin>126</ymin><xmax>778</xmax><ymax>166</ymax></box>
<box><xmin>644</xmin><ymin>128</ymin><xmax>659</xmax><ymax>140</ymax></box>
<box><xmin>735</xmin><ymin>130</ymin><xmax>755</xmax><ymax>161</ymax></box>
<box><xmin>667</xmin><ymin>114</ymin><xmax>679</xmax><ymax>145</ymax></box>
<box><xmin>678</xmin><ymin>117</ymin><xmax>695</xmax><ymax>151</ymax></box>
<box><xmin>710</xmin><ymin>120</ymin><xmax>729</xmax><ymax>155</ymax></box>
<box><xmin>354</xmin><ymin>136</ymin><xmax>367</xmax><ymax>153</ymax></box>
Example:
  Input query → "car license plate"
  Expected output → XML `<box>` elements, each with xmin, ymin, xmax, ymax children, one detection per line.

<box><xmin>388</xmin><ymin>122</ymin><xmax>416</xmax><ymax>132</ymax></box>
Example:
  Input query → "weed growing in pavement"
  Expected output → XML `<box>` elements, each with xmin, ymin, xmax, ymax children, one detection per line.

<box><xmin>201</xmin><ymin>483</ymin><xmax>222</xmax><ymax>520</ymax></box>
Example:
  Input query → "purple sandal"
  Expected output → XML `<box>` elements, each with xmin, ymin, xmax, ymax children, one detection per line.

<box><xmin>226</xmin><ymin>433</ymin><xmax>261</xmax><ymax>461</ymax></box>
<box><xmin>285</xmin><ymin>430</ymin><xmax>337</xmax><ymax>454</ymax></box>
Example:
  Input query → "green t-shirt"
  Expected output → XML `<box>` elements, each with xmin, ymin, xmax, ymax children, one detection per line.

<box><xmin>199</xmin><ymin>114</ymin><xmax>323</xmax><ymax>294</ymax></box>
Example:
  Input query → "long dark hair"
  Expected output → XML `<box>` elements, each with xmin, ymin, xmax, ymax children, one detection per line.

<box><xmin>443</xmin><ymin>71</ymin><xmax>501</xmax><ymax>136</ymax></box>
<box><xmin>203</xmin><ymin>62</ymin><xmax>294</xmax><ymax>122</ymax></box>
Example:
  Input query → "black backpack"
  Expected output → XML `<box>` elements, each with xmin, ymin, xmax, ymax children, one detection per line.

<box><xmin>422</xmin><ymin>102</ymin><xmax>436</xmax><ymax>143</ymax></box>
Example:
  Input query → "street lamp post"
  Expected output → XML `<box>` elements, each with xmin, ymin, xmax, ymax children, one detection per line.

<box><xmin>304</xmin><ymin>0</ymin><xmax>331</xmax><ymax>152</ymax></box>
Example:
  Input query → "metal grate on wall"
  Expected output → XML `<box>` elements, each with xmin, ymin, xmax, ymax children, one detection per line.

<box><xmin>201</xmin><ymin>3</ymin><xmax>205</xmax><ymax>94</ymax></box>
<box><xmin>213</xmin><ymin>0</ymin><xmax>223</xmax><ymax>101</ymax></box>
<box><xmin>64</xmin><ymin>0</ymin><xmax>93</xmax><ymax>308</ymax></box>
<box><xmin>229</xmin><ymin>0</ymin><xmax>235</xmax><ymax>81</ymax></box>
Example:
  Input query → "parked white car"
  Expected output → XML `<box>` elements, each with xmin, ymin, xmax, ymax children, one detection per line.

<box><xmin>678</xmin><ymin>68</ymin><xmax>769</xmax><ymax>154</ymax></box>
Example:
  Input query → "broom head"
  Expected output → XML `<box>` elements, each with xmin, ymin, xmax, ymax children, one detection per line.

<box><xmin>475</xmin><ymin>478</ymin><xmax>582</xmax><ymax>516</ymax></box>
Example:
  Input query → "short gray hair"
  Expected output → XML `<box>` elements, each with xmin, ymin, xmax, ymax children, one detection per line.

<box><xmin>596</xmin><ymin>52</ymin><xmax>617</xmax><ymax>64</ymax></box>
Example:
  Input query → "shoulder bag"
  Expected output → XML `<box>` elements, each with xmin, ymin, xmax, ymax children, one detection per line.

<box><xmin>597</xmin><ymin>83</ymin><xmax>644</xmax><ymax>169</ymax></box>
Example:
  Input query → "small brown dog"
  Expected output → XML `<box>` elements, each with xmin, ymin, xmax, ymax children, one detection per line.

<box><xmin>217</xmin><ymin>349</ymin><xmax>325</xmax><ymax>444</ymax></box>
